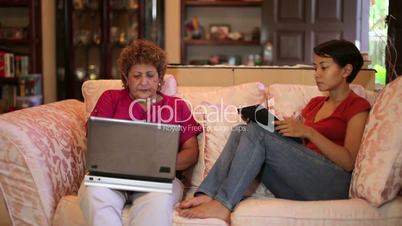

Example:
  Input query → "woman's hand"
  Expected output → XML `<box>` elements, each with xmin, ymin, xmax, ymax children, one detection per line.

<box><xmin>275</xmin><ymin>117</ymin><xmax>311</xmax><ymax>138</ymax></box>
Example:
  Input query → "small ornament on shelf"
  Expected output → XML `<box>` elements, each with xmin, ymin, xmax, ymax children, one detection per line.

<box><xmin>228</xmin><ymin>32</ymin><xmax>243</xmax><ymax>41</ymax></box>
<box><xmin>251</xmin><ymin>27</ymin><xmax>260</xmax><ymax>41</ymax></box>
<box><xmin>209</xmin><ymin>24</ymin><xmax>230</xmax><ymax>40</ymax></box>
<box><xmin>263</xmin><ymin>41</ymin><xmax>273</xmax><ymax>65</ymax></box>
<box><xmin>185</xmin><ymin>16</ymin><xmax>204</xmax><ymax>40</ymax></box>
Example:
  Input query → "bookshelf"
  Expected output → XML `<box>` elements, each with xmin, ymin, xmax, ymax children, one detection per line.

<box><xmin>0</xmin><ymin>0</ymin><xmax>42</xmax><ymax>113</ymax></box>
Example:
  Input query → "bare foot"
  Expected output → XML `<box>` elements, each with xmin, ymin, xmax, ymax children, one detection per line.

<box><xmin>178</xmin><ymin>200</ymin><xmax>231</xmax><ymax>223</ymax></box>
<box><xmin>176</xmin><ymin>195</ymin><xmax>212</xmax><ymax>210</ymax></box>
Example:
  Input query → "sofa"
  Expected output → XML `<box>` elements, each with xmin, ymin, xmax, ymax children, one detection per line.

<box><xmin>0</xmin><ymin>75</ymin><xmax>401</xmax><ymax>226</ymax></box>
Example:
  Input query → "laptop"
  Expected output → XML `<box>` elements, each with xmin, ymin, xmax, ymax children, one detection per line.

<box><xmin>84</xmin><ymin>116</ymin><xmax>180</xmax><ymax>193</ymax></box>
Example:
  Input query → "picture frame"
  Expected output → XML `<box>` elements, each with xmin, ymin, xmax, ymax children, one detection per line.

<box><xmin>209</xmin><ymin>24</ymin><xmax>230</xmax><ymax>40</ymax></box>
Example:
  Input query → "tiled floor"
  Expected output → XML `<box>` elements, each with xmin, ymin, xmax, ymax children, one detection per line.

<box><xmin>0</xmin><ymin>194</ymin><xmax>11</xmax><ymax>226</ymax></box>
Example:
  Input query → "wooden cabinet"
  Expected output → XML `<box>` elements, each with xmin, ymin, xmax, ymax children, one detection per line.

<box><xmin>0</xmin><ymin>0</ymin><xmax>42</xmax><ymax>113</ymax></box>
<box><xmin>56</xmin><ymin>0</ymin><xmax>164</xmax><ymax>100</ymax></box>
<box><xmin>181</xmin><ymin>0</ymin><xmax>368</xmax><ymax>66</ymax></box>
<box><xmin>181</xmin><ymin>0</ymin><xmax>263</xmax><ymax>65</ymax></box>
<box><xmin>0</xmin><ymin>0</ymin><xmax>42</xmax><ymax>74</ymax></box>
<box><xmin>261</xmin><ymin>0</ymin><xmax>369</xmax><ymax>65</ymax></box>
<box><xmin>56</xmin><ymin>0</ymin><xmax>142</xmax><ymax>100</ymax></box>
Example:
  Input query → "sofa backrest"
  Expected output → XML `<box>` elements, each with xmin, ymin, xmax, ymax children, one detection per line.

<box><xmin>267</xmin><ymin>84</ymin><xmax>377</xmax><ymax>119</ymax></box>
<box><xmin>82</xmin><ymin>74</ymin><xmax>177</xmax><ymax>117</ymax></box>
<box><xmin>82</xmin><ymin>77</ymin><xmax>402</xmax><ymax>207</ymax></box>
<box><xmin>81</xmin><ymin>79</ymin><xmax>267</xmax><ymax>188</ymax></box>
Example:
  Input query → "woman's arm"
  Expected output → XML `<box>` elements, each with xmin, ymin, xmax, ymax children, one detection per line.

<box><xmin>276</xmin><ymin>111</ymin><xmax>369</xmax><ymax>171</ymax></box>
<box><xmin>305</xmin><ymin>111</ymin><xmax>368</xmax><ymax>171</ymax></box>
<box><xmin>176</xmin><ymin>136</ymin><xmax>199</xmax><ymax>171</ymax></box>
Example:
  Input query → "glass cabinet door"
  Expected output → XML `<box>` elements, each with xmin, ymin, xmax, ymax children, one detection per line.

<box><xmin>56</xmin><ymin>0</ymin><xmax>163</xmax><ymax>100</ymax></box>
<box><xmin>56</xmin><ymin>0</ymin><xmax>103</xmax><ymax>100</ymax></box>
<box><xmin>108</xmin><ymin>0</ymin><xmax>140</xmax><ymax>79</ymax></box>
<box><xmin>72</xmin><ymin>0</ymin><xmax>102</xmax><ymax>81</ymax></box>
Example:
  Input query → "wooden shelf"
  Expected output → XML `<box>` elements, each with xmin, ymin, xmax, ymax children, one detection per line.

<box><xmin>185</xmin><ymin>39</ymin><xmax>260</xmax><ymax>45</ymax></box>
<box><xmin>73</xmin><ymin>43</ymin><xmax>102</xmax><ymax>48</ymax></box>
<box><xmin>184</xmin><ymin>0</ymin><xmax>261</xmax><ymax>7</ymax></box>
<box><xmin>110</xmin><ymin>8</ymin><xmax>139</xmax><ymax>13</ymax></box>
<box><xmin>0</xmin><ymin>38</ymin><xmax>29</xmax><ymax>45</ymax></box>
<box><xmin>73</xmin><ymin>8</ymin><xmax>100</xmax><ymax>14</ymax></box>
<box><xmin>0</xmin><ymin>77</ymin><xmax>19</xmax><ymax>86</ymax></box>
<box><xmin>0</xmin><ymin>0</ymin><xmax>29</xmax><ymax>7</ymax></box>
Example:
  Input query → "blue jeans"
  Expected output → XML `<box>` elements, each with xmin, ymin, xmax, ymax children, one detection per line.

<box><xmin>197</xmin><ymin>123</ymin><xmax>351</xmax><ymax>210</ymax></box>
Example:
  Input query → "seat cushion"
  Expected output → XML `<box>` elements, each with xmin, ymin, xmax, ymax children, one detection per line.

<box><xmin>53</xmin><ymin>195</ymin><xmax>228</xmax><ymax>226</ymax></box>
<box><xmin>350</xmin><ymin>76</ymin><xmax>402</xmax><ymax>207</ymax></box>
<box><xmin>231</xmin><ymin>197</ymin><xmax>402</xmax><ymax>226</ymax></box>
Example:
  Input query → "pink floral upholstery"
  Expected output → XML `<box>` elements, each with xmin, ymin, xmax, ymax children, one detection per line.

<box><xmin>3</xmin><ymin>79</ymin><xmax>402</xmax><ymax>226</ymax></box>
<box><xmin>0</xmin><ymin>100</ymin><xmax>86</xmax><ymax>226</ymax></box>
<box><xmin>350</xmin><ymin>77</ymin><xmax>402</xmax><ymax>207</ymax></box>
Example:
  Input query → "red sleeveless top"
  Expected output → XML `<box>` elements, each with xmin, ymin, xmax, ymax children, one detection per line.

<box><xmin>301</xmin><ymin>91</ymin><xmax>371</xmax><ymax>154</ymax></box>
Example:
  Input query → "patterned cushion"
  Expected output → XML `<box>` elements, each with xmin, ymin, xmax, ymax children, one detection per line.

<box><xmin>0</xmin><ymin>100</ymin><xmax>86</xmax><ymax>225</ymax></box>
<box><xmin>176</xmin><ymin>83</ymin><xmax>266</xmax><ymax>187</ymax></box>
<box><xmin>53</xmin><ymin>195</ymin><xmax>229</xmax><ymax>226</ymax></box>
<box><xmin>350</xmin><ymin>77</ymin><xmax>402</xmax><ymax>206</ymax></box>
<box><xmin>82</xmin><ymin>74</ymin><xmax>177</xmax><ymax>117</ymax></box>
<box><xmin>200</xmin><ymin>102</ymin><xmax>244</xmax><ymax>175</ymax></box>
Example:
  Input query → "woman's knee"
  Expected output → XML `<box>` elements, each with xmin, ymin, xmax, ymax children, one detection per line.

<box><xmin>79</xmin><ymin>185</ymin><xmax>126</xmax><ymax>210</ymax></box>
<box><xmin>244</xmin><ymin>122</ymin><xmax>266</xmax><ymax>139</ymax></box>
<box><xmin>131</xmin><ymin>179</ymin><xmax>183</xmax><ymax>210</ymax></box>
<box><xmin>129</xmin><ymin>193</ymin><xmax>174</xmax><ymax>226</ymax></box>
<box><xmin>229</xmin><ymin>124</ymin><xmax>247</xmax><ymax>138</ymax></box>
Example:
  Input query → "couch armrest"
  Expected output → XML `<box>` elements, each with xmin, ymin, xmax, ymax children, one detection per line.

<box><xmin>0</xmin><ymin>100</ymin><xmax>87</xmax><ymax>226</ymax></box>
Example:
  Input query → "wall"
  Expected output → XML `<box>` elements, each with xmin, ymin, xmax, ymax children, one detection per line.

<box><xmin>42</xmin><ymin>0</ymin><xmax>57</xmax><ymax>103</ymax></box>
<box><xmin>164</xmin><ymin>0</ymin><xmax>181</xmax><ymax>64</ymax></box>
<box><xmin>166</xmin><ymin>66</ymin><xmax>376</xmax><ymax>90</ymax></box>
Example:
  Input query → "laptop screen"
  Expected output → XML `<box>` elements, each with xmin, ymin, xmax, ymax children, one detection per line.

<box><xmin>86</xmin><ymin>116</ymin><xmax>180</xmax><ymax>182</ymax></box>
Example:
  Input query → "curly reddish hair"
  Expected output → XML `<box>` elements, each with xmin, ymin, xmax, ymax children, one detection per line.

<box><xmin>118</xmin><ymin>39</ymin><xmax>167</xmax><ymax>88</ymax></box>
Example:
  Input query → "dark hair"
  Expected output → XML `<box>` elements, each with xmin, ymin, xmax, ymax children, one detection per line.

<box><xmin>118</xmin><ymin>39</ymin><xmax>167</xmax><ymax>88</ymax></box>
<box><xmin>313</xmin><ymin>39</ymin><xmax>363</xmax><ymax>83</ymax></box>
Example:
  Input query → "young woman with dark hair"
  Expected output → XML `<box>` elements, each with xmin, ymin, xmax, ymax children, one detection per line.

<box><xmin>176</xmin><ymin>39</ymin><xmax>370</xmax><ymax>223</ymax></box>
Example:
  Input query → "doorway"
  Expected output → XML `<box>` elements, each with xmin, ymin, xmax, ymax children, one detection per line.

<box><xmin>369</xmin><ymin>0</ymin><xmax>388</xmax><ymax>85</ymax></box>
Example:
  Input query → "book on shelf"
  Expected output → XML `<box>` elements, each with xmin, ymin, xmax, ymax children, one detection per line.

<box><xmin>0</xmin><ymin>85</ymin><xmax>17</xmax><ymax>113</ymax></box>
<box><xmin>15</xmin><ymin>55</ymin><xmax>29</xmax><ymax>77</ymax></box>
<box><xmin>0</xmin><ymin>50</ymin><xmax>29</xmax><ymax>78</ymax></box>
<box><xmin>0</xmin><ymin>52</ymin><xmax>15</xmax><ymax>78</ymax></box>
<box><xmin>0</xmin><ymin>51</ymin><xmax>5</xmax><ymax>78</ymax></box>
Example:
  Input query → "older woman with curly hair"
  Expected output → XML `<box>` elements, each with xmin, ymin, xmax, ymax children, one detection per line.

<box><xmin>78</xmin><ymin>39</ymin><xmax>202</xmax><ymax>226</ymax></box>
